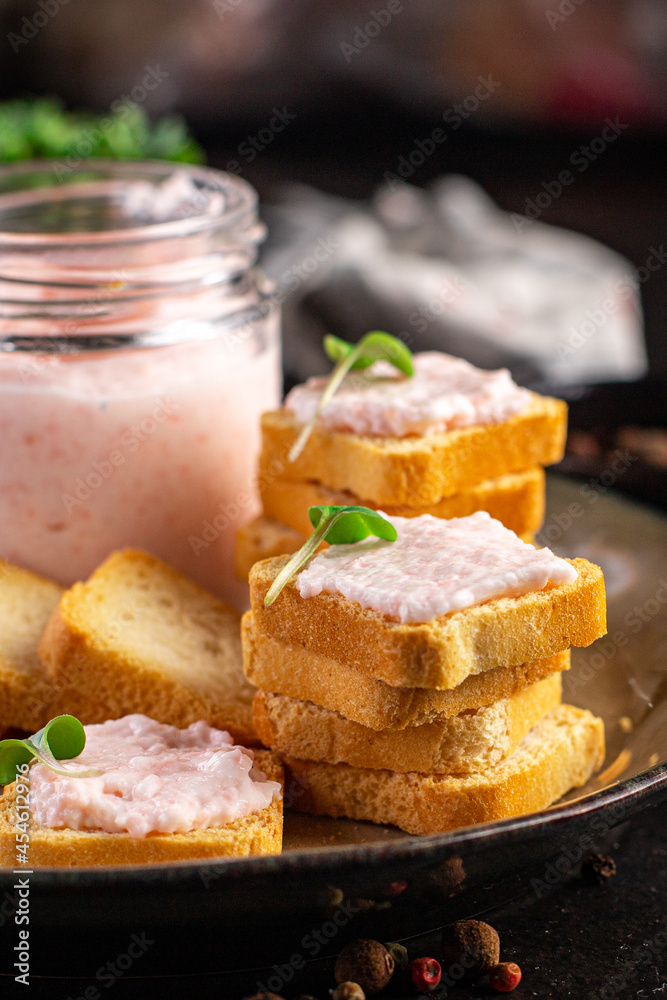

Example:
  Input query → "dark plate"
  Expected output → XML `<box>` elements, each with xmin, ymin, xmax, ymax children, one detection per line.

<box><xmin>1</xmin><ymin>476</ymin><xmax>666</xmax><ymax>977</ymax></box>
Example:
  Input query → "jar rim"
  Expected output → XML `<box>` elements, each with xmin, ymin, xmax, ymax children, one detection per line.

<box><xmin>0</xmin><ymin>159</ymin><xmax>260</xmax><ymax>247</ymax></box>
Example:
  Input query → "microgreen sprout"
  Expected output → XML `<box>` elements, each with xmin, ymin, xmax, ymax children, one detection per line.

<box><xmin>287</xmin><ymin>331</ymin><xmax>413</xmax><ymax>462</ymax></box>
<box><xmin>0</xmin><ymin>715</ymin><xmax>101</xmax><ymax>786</ymax></box>
<box><xmin>263</xmin><ymin>504</ymin><xmax>397</xmax><ymax>606</ymax></box>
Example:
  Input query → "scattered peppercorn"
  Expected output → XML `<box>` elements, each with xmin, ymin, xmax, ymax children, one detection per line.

<box><xmin>409</xmin><ymin>957</ymin><xmax>442</xmax><ymax>993</ymax></box>
<box><xmin>331</xmin><ymin>983</ymin><xmax>365</xmax><ymax>1000</ymax></box>
<box><xmin>384</xmin><ymin>941</ymin><xmax>409</xmax><ymax>971</ymax></box>
<box><xmin>428</xmin><ymin>857</ymin><xmax>466</xmax><ymax>899</ymax></box>
<box><xmin>582</xmin><ymin>852</ymin><xmax>617</xmax><ymax>884</ymax></box>
<box><xmin>441</xmin><ymin>920</ymin><xmax>500</xmax><ymax>977</ymax></box>
<box><xmin>335</xmin><ymin>940</ymin><xmax>395</xmax><ymax>995</ymax></box>
<box><xmin>489</xmin><ymin>962</ymin><xmax>522</xmax><ymax>992</ymax></box>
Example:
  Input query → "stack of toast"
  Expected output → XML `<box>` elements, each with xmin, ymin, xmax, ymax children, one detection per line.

<box><xmin>239</xmin><ymin>356</ymin><xmax>607</xmax><ymax>835</ymax></box>
<box><xmin>235</xmin><ymin>384</ymin><xmax>567</xmax><ymax>577</ymax></box>
<box><xmin>244</xmin><ymin>545</ymin><xmax>606</xmax><ymax>835</ymax></box>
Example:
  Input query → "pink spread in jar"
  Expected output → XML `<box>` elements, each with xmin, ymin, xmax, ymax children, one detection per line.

<box><xmin>284</xmin><ymin>352</ymin><xmax>532</xmax><ymax>437</ymax></box>
<box><xmin>0</xmin><ymin>162</ymin><xmax>280</xmax><ymax>609</ymax></box>
<box><xmin>296</xmin><ymin>511</ymin><xmax>577</xmax><ymax>623</ymax></box>
<box><xmin>29</xmin><ymin>715</ymin><xmax>281</xmax><ymax>838</ymax></box>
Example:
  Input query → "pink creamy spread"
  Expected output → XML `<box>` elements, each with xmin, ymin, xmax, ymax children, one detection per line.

<box><xmin>284</xmin><ymin>352</ymin><xmax>533</xmax><ymax>437</ymax></box>
<box><xmin>29</xmin><ymin>715</ymin><xmax>281</xmax><ymax>838</ymax></box>
<box><xmin>296</xmin><ymin>511</ymin><xmax>577</xmax><ymax>623</ymax></box>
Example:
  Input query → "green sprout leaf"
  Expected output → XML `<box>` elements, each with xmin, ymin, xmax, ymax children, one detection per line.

<box><xmin>0</xmin><ymin>715</ymin><xmax>102</xmax><ymax>786</ymax></box>
<box><xmin>0</xmin><ymin>742</ymin><xmax>33</xmax><ymax>785</ymax></box>
<box><xmin>288</xmin><ymin>331</ymin><xmax>413</xmax><ymax>462</ymax></box>
<box><xmin>324</xmin><ymin>332</ymin><xmax>413</xmax><ymax>375</ymax></box>
<box><xmin>307</xmin><ymin>504</ymin><xmax>398</xmax><ymax>544</ymax></box>
<box><xmin>264</xmin><ymin>505</ymin><xmax>397</xmax><ymax>607</ymax></box>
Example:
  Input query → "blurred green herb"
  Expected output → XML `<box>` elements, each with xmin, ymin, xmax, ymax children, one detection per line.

<box><xmin>0</xmin><ymin>715</ymin><xmax>101</xmax><ymax>786</ymax></box>
<box><xmin>264</xmin><ymin>504</ymin><xmax>397</xmax><ymax>606</ymax></box>
<box><xmin>0</xmin><ymin>97</ymin><xmax>204</xmax><ymax>164</ymax></box>
<box><xmin>288</xmin><ymin>331</ymin><xmax>413</xmax><ymax>462</ymax></box>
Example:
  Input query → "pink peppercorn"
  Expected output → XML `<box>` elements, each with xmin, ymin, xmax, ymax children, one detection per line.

<box><xmin>409</xmin><ymin>957</ymin><xmax>442</xmax><ymax>993</ymax></box>
<box><xmin>489</xmin><ymin>962</ymin><xmax>522</xmax><ymax>992</ymax></box>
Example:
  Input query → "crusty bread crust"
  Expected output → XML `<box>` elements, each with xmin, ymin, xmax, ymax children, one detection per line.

<box><xmin>253</xmin><ymin>673</ymin><xmax>562</xmax><ymax>774</ymax></box>
<box><xmin>283</xmin><ymin>706</ymin><xmax>605</xmax><ymax>835</ymax></box>
<box><xmin>39</xmin><ymin>550</ymin><xmax>257</xmax><ymax>746</ymax></box>
<box><xmin>249</xmin><ymin>557</ymin><xmax>606</xmax><ymax>689</ymax></box>
<box><xmin>243</xmin><ymin>614</ymin><xmax>571</xmax><ymax>729</ymax></box>
<box><xmin>260</xmin><ymin>394</ymin><xmax>567</xmax><ymax>505</ymax></box>
<box><xmin>261</xmin><ymin>468</ymin><xmax>546</xmax><ymax>538</ymax></box>
<box><xmin>0</xmin><ymin>752</ymin><xmax>283</xmax><ymax>866</ymax></box>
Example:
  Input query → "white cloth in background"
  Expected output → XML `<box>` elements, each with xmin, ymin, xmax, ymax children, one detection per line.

<box><xmin>261</xmin><ymin>176</ymin><xmax>647</xmax><ymax>389</ymax></box>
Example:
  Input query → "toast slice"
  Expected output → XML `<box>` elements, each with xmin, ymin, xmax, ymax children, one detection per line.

<box><xmin>0</xmin><ymin>561</ymin><xmax>63</xmax><ymax>731</ymax></box>
<box><xmin>283</xmin><ymin>705</ymin><xmax>605</xmax><ymax>835</ymax></box>
<box><xmin>260</xmin><ymin>393</ymin><xmax>566</xmax><ymax>505</ymax></box>
<box><xmin>260</xmin><ymin>468</ymin><xmax>546</xmax><ymax>539</ymax></box>
<box><xmin>243</xmin><ymin>614</ymin><xmax>570</xmax><ymax>729</ymax></box>
<box><xmin>38</xmin><ymin>550</ymin><xmax>258</xmax><ymax>745</ymax></box>
<box><xmin>253</xmin><ymin>673</ymin><xmax>562</xmax><ymax>774</ymax></box>
<box><xmin>249</xmin><ymin>556</ymin><xmax>606</xmax><ymax>689</ymax></box>
<box><xmin>235</xmin><ymin>516</ymin><xmax>307</xmax><ymax>580</ymax></box>
<box><xmin>0</xmin><ymin>751</ymin><xmax>283</xmax><ymax>865</ymax></box>
<box><xmin>0</xmin><ymin>561</ymin><xmax>106</xmax><ymax>731</ymax></box>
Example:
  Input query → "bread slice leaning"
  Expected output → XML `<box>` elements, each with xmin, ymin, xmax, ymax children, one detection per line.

<box><xmin>235</xmin><ymin>516</ymin><xmax>308</xmax><ymax>580</ymax></box>
<box><xmin>0</xmin><ymin>751</ymin><xmax>283</xmax><ymax>866</ymax></box>
<box><xmin>283</xmin><ymin>706</ymin><xmax>605</xmax><ymax>836</ymax></box>
<box><xmin>38</xmin><ymin>550</ymin><xmax>258</xmax><ymax>745</ymax></box>
<box><xmin>253</xmin><ymin>673</ymin><xmax>562</xmax><ymax>774</ymax></box>
<box><xmin>0</xmin><ymin>561</ymin><xmax>106</xmax><ymax>731</ymax></box>
<box><xmin>260</xmin><ymin>467</ymin><xmax>546</xmax><ymax>539</ymax></box>
<box><xmin>243</xmin><ymin>614</ymin><xmax>571</xmax><ymax>729</ymax></box>
<box><xmin>0</xmin><ymin>561</ymin><xmax>63</xmax><ymax>731</ymax></box>
<box><xmin>260</xmin><ymin>394</ymin><xmax>566</xmax><ymax>505</ymax></box>
<box><xmin>249</xmin><ymin>557</ymin><xmax>606</xmax><ymax>689</ymax></box>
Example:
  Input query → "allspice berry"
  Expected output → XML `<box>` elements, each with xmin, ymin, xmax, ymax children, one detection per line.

<box><xmin>441</xmin><ymin>920</ymin><xmax>500</xmax><ymax>976</ymax></box>
<box><xmin>334</xmin><ymin>939</ymin><xmax>395</xmax><ymax>995</ymax></box>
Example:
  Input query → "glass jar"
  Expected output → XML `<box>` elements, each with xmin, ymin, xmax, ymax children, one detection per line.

<box><xmin>0</xmin><ymin>160</ymin><xmax>281</xmax><ymax>608</ymax></box>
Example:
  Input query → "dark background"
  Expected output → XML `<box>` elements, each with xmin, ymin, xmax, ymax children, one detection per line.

<box><xmin>1</xmin><ymin>0</ymin><xmax>667</xmax><ymax>377</ymax></box>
